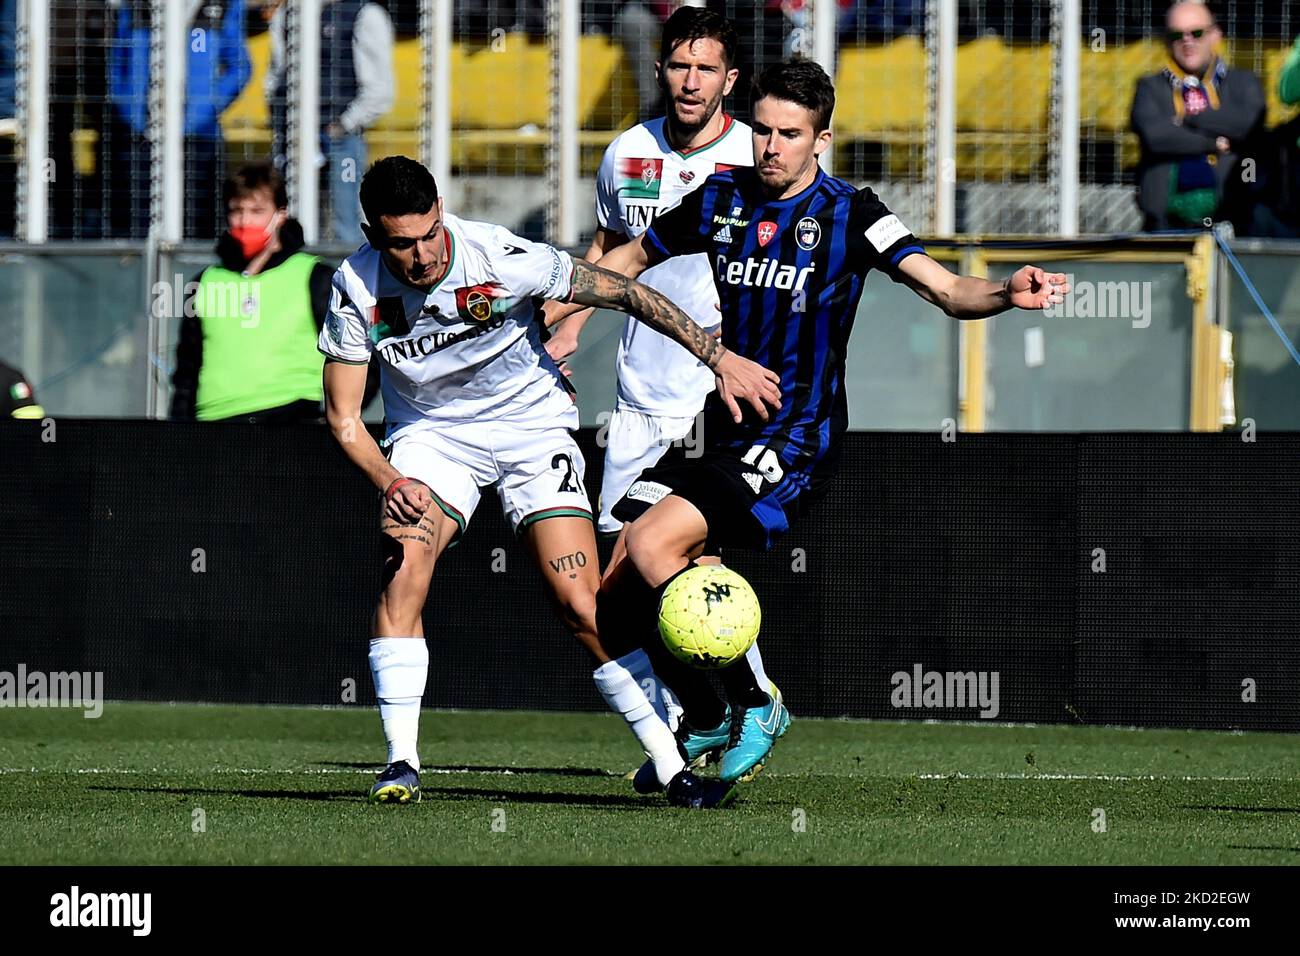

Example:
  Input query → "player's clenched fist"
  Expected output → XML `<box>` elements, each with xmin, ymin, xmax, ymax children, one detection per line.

<box><xmin>384</xmin><ymin>476</ymin><xmax>433</xmax><ymax>523</ymax></box>
<box><xmin>713</xmin><ymin>349</ymin><xmax>782</xmax><ymax>424</ymax></box>
<box><xmin>1005</xmin><ymin>266</ymin><xmax>1071</xmax><ymax>310</ymax></box>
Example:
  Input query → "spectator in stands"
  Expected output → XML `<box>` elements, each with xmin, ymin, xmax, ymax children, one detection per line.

<box><xmin>0</xmin><ymin>0</ymin><xmax>15</xmax><ymax>238</ymax></box>
<box><xmin>106</xmin><ymin>0</ymin><xmax>251</xmax><ymax>239</ymax></box>
<box><xmin>171</xmin><ymin>164</ymin><xmax>338</xmax><ymax>423</ymax></box>
<box><xmin>457</xmin><ymin>1</ymin><xmax>546</xmax><ymax>39</ymax></box>
<box><xmin>853</xmin><ymin>1</ymin><xmax>925</xmax><ymax>38</ymax></box>
<box><xmin>584</xmin><ymin>2</ymin><xmax>690</xmax><ymax>122</ymax></box>
<box><xmin>1218</xmin><ymin>29</ymin><xmax>1300</xmax><ymax>237</ymax></box>
<box><xmin>0</xmin><ymin>360</ymin><xmax>44</xmax><ymax>420</ymax></box>
<box><xmin>614</xmin><ymin>2</ymin><xmax>672</xmax><ymax>123</ymax></box>
<box><xmin>706</xmin><ymin>0</ymin><xmax>786</xmax><ymax>121</ymax></box>
<box><xmin>0</xmin><ymin>0</ymin><xmax>14</xmax><ymax>127</ymax></box>
<box><xmin>267</xmin><ymin>0</ymin><xmax>395</xmax><ymax>247</ymax></box>
<box><xmin>1130</xmin><ymin>0</ymin><xmax>1264</xmax><ymax>231</ymax></box>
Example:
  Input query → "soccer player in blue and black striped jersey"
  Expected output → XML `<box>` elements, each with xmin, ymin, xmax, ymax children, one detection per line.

<box><xmin>590</xmin><ymin>58</ymin><xmax>1070</xmax><ymax>795</ymax></box>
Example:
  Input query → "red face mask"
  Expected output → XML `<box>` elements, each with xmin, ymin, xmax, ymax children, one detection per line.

<box><xmin>229</xmin><ymin>215</ymin><xmax>279</xmax><ymax>260</ymax></box>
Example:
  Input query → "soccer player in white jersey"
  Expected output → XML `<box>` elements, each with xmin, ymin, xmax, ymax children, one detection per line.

<box><xmin>546</xmin><ymin>8</ymin><xmax>752</xmax><ymax>535</ymax></box>
<box><xmin>320</xmin><ymin>156</ymin><xmax>780</xmax><ymax>807</ymax></box>
<box><xmin>544</xmin><ymin>8</ymin><xmax>778</xmax><ymax>786</ymax></box>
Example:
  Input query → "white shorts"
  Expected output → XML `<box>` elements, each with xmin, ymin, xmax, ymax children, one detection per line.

<box><xmin>596</xmin><ymin>406</ymin><xmax>701</xmax><ymax>534</ymax></box>
<box><xmin>387</xmin><ymin>418</ymin><xmax>592</xmax><ymax>540</ymax></box>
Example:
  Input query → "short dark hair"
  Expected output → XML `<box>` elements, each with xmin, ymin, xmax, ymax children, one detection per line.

<box><xmin>658</xmin><ymin>6</ymin><xmax>737</xmax><ymax>68</ymax></box>
<box><xmin>223</xmin><ymin>163</ymin><xmax>287</xmax><ymax>210</ymax></box>
<box><xmin>751</xmin><ymin>58</ymin><xmax>836</xmax><ymax>133</ymax></box>
<box><xmin>359</xmin><ymin>156</ymin><xmax>439</xmax><ymax>229</ymax></box>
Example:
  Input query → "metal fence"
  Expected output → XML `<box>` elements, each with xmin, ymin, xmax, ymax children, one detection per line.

<box><xmin>6</xmin><ymin>1</ymin><xmax>1299</xmax><ymax>245</ymax></box>
<box><xmin>3</xmin><ymin>232</ymin><xmax>1294</xmax><ymax>431</ymax></box>
<box><xmin>3</xmin><ymin>2</ymin><xmax>1298</xmax><ymax>428</ymax></box>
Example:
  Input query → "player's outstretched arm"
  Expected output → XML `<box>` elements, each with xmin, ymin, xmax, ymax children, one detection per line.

<box><xmin>897</xmin><ymin>254</ymin><xmax>1070</xmax><ymax>320</ymax></box>
<box><xmin>567</xmin><ymin>258</ymin><xmax>782</xmax><ymax>423</ymax></box>
<box><xmin>542</xmin><ymin>231</ymin><xmax>657</xmax><ymax>332</ymax></box>
<box><xmin>323</xmin><ymin>359</ymin><xmax>430</xmax><ymax>521</ymax></box>
<box><xmin>542</xmin><ymin>227</ymin><xmax>629</xmax><ymax>364</ymax></box>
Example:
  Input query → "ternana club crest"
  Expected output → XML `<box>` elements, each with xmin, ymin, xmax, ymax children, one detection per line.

<box><xmin>454</xmin><ymin>281</ymin><xmax>506</xmax><ymax>322</ymax></box>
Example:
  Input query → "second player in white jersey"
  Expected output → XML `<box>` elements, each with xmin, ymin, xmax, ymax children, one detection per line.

<box><xmin>594</xmin><ymin>114</ymin><xmax>753</xmax><ymax>418</ymax></box>
<box><xmin>541</xmin><ymin>8</ymin><xmax>777</xmax><ymax>799</ymax></box>
<box><xmin>542</xmin><ymin>22</ymin><xmax>755</xmax><ymax>536</ymax></box>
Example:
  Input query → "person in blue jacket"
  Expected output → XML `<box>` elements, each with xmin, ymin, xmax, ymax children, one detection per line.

<box><xmin>107</xmin><ymin>0</ymin><xmax>251</xmax><ymax>238</ymax></box>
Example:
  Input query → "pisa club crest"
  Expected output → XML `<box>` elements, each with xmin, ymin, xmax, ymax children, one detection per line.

<box><xmin>796</xmin><ymin>216</ymin><xmax>821</xmax><ymax>250</ymax></box>
<box><xmin>455</xmin><ymin>282</ymin><xmax>505</xmax><ymax>322</ymax></box>
<box><xmin>756</xmin><ymin>221</ymin><xmax>778</xmax><ymax>248</ymax></box>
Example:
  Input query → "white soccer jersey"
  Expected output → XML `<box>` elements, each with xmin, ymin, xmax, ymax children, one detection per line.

<box><xmin>320</xmin><ymin>214</ymin><xmax>577</xmax><ymax>438</ymax></box>
<box><xmin>595</xmin><ymin>115</ymin><xmax>753</xmax><ymax>417</ymax></box>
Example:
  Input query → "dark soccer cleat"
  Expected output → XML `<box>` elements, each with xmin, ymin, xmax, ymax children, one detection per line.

<box><xmin>369</xmin><ymin>760</ymin><xmax>421</xmax><ymax>804</ymax></box>
<box><xmin>665</xmin><ymin>769</ymin><xmax>737</xmax><ymax>809</ymax></box>
<box><xmin>630</xmin><ymin>714</ymin><xmax>727</xmax><ymax>793</ymax></box>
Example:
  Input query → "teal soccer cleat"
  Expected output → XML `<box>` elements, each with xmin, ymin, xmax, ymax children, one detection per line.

<box><xmin>719</xmin><ymin>694</ymin><xmax>791</xmax><ymax>783</ymax></box>
<box><xmin>679</xmin><ymin>708</ymin><xmax>733</xmax><ymax>763</ymax></box>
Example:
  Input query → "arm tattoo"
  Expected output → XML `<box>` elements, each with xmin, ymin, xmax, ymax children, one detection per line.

<box><xmin>568</xmin><ymin>259</ymin><xmax>724</xmax><ymax>369</ymax></box>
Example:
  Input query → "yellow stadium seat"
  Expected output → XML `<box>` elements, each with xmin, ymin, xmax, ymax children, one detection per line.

<box><xmin>835</xmin><ymin>38</ymin><xmax>1051</xmax><ymax>180</ymax></box>
<box><xmin>954</xmin><ymin>37</ymin><xmax>1050</xmax><ymax>133</ymax></box>
<box><xmin>953</xmin><ymin>38</ymin><xmax>1052</xmax><ymax>177</ymax></box>
<box><xmin>1236</xmin><ymin>42</ymin><xmax>1300</xmax><ymax>127</ymax></box>
<box><xmin>1080</xmin><ymin>40</ymin><xmax>1166</xmax><ymax>132</ymax></box>
<box><xmin>220</xmin><ymin>32</ymin><xmax>1298</xmax><ymax>180</ymax></box>
<box><xmin>222</xmin><ymin>33</ymin><xmax>634</xmax><ymax>173</ymax></box>
<box><xmin>834</xmin><ymin>36</ymin><xmax>927</xmax><ymax>136</ymax></box>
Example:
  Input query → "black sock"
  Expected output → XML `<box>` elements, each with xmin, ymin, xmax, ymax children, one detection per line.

<box><xmin>718</xmin><ymin>656</ymin><xmax>770</xmax><ymax>709</ymax></box>
<box><xmin>642</xmin><ymin>630</ymin><xmax>727</xmax><ymax>730</ymax></box>
<box><xmin>645</xmin><ymin>562</ymin><xmax>727</xmax><ymax>730</ymax></box>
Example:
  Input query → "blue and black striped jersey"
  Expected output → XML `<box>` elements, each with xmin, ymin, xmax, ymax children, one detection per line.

<box><xmin>644</xmin><ymin>166</ymin><xmax>925</xmax><ymax>473</ymax></box>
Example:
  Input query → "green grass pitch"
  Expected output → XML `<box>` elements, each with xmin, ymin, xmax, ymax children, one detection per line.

<box><xmin>0</xmin><ymin>702</ymin><xmax>1295</xmax><ymax>865</ymax></box>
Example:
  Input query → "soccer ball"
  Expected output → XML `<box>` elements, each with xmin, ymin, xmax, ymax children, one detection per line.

<box><xmin>657</xmin><ymin>565</ymin><xmax>761</xmax><ymax>669</ymax></box>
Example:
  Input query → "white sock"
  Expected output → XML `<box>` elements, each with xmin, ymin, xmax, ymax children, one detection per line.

<box><xmin>593</xmin><ymin>654</ymin><xmax>686</xmax><ymax>786</ymax></box>
<box><xmin>745</xmin><ymin>641</ymin><xmax>771</xmax><ymax>697</ymax></box>
<box><xmin>368</xmin><ymin>637</ymin><xmax>429</xmax><ymax>771</ymax></box>
<box><xmin>621</xmin><ymin>648</ymin><xmax>683</xmax><ymax>732</ymax></box>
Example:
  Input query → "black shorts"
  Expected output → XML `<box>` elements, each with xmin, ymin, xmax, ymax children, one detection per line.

<box><xmin>611</xmin><ymin>443</ymin><xmax>833</xmax><ymax>551</ymax></box>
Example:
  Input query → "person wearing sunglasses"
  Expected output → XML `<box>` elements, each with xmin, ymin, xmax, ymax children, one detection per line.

<box><xmin>1130</xmin><ymin>0</ymin><xmax>1264</xmax><ymax>231</ymax></box>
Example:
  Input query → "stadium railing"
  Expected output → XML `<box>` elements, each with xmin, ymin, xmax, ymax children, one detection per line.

<box><xmin>12</xmin><ymin>1</ymin><xmax>1299</xmax><ymax>243</ymax></box>
<box><xmin>5</xmin><ymin>233</ymin><xmax>1282</xmax><ymax>428</ymax></box>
